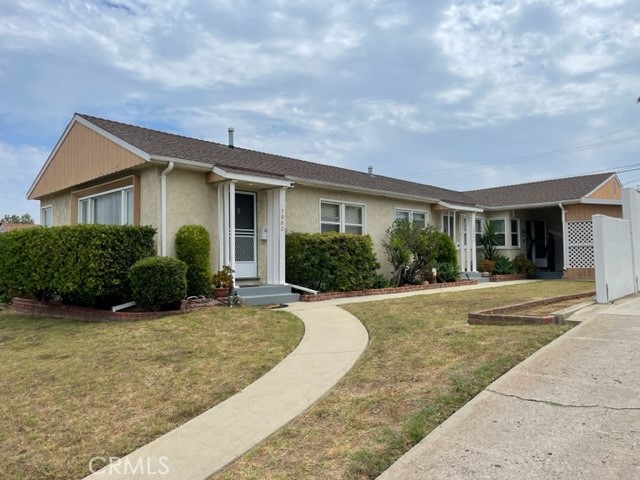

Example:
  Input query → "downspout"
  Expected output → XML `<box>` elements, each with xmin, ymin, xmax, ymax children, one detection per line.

<box><xmin>559</xmin><ymin>203</ymin><xmax>567</xmax><ymax>273</ymax></box>
<box><xmin>161</xmin><ymin>162</ymin><xmax>174</xmax><ymax>256</ymax></box>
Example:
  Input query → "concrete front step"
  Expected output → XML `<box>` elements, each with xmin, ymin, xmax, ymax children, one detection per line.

<box><xmin>236</xmin><ymin>285</ymin><xmax>300</xmax><ymax>306</ymax></box>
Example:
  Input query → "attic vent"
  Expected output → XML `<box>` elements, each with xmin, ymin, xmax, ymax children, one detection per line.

<box><xmin>368</xmin><ymin>165</ymin><xmax>373</xmax><ymax>176</ymax></box>
<box><xmin>228</xmin><ymin>127</ymin><xmax>234</xmax><ymax>148</ymax></box>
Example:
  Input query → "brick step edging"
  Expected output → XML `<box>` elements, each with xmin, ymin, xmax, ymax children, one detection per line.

<box><xmin>301</xmin><ymin>279</ymin><xmax>478</xmax><ymax>302</ymax></box>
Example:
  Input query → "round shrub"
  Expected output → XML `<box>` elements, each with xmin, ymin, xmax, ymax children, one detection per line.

<box><xmin>434</xmin><ymin>231</ymin><xmax>458</xmax><ymax>265</ymax></box>
<box><xmin>175</xmin><ymin>225</ymin><xmax>211</xmax><ymax>296</ymax></box>
<box><xmin>129</xmin><ymin>257</ymin><xmax>187</xmax><ymax>311</ymax></box>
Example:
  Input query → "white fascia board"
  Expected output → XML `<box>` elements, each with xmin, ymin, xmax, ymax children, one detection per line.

<box><xmin>583</xmin><ymin>174</ymin><xmax>617</xmax><ymax>199</ymax></box>
<box><xmin>289</xmin><ymin>177</ymin><xmax>441</xmax><ymax>204</ymax></box>
<box><xmin>150</xmin><ymin>155</ymin><xmax>213</xmax><ymax>171</ymax></box>
<box><xmin>27</xmin><ymin>114</ymin><xmax>151</xmax><ymax>199</ymax></box>
<box><xmin>213</xmin><ymin>166</ymin><xmax>293</xmax><ymax>188</ymax></box>
<box><xmin>478</xmin><ymin>200</ymin><xmax>581</xmax><ymax>210</ymax></box>
<box><xmin>436</xmin><ymin>201</ymin><xmax>483</xmax><ymax>213</ymax></box>
<box><xmin>579</xmin><ymin>198</ymin><xmax>623</xmax><ymax>205</ymax></box>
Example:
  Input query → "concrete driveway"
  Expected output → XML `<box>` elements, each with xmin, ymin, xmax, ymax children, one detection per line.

<box><xmin>379</xmin><ymin>295</ymin><xmax>640</xmax><ymax>480</ymax></box>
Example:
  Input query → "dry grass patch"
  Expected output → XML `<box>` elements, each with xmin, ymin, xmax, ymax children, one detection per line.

<box><xmin>0</xmin><ymin>306</ymin><xmax>303</xmax><ymax>480</ymax></box>
<box><xmin>217</xmin><ymin>281</ymin><xmax>592</xmax><ymax>480</ymax></box>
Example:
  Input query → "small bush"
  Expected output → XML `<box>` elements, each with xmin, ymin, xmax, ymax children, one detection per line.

<box><xmin>175</xmin><ymin>225</ymin><xmax>211</xmax><ymax>296</ymax></box>
<box><xmin>513</xmin><ymin>254</ymin><xmax>536</xmax><ymax>277</ymax></box>
<box><xmin>494</xmin><ymin>255</ymin><xmax>516</xmax><ymax>274</ymax></box>
<box><xmin>129</xmin><ymin>257</ymin><xmax>187</xmax><ymax>311</ymax></box>
<box><xmin>434</xmin><ymin>232</ymin><xmax>458</xmax><ymax>266</ymax></box>
<box><xmin>286</xmin><ymin>232</ymin><xmax>379</xmax><ymax>292</ymax></box>
<box><xmin>436</xmin><ymin>262</ymin><xmax>459</xmax><ymax>283</ymax></box>
<box><xmin>478</xmin><ymin>259</ymin><xmax>496</xmax><ymax>274</ymax></box>
<box><xmin>372</xmin><ymin>273</ymin><xmax>390</xmax><ymax>289</ymax></box>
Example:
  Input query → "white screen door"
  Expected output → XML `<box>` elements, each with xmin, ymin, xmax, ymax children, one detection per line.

<box><xmin>235</xmin><ymin>192</ymin><xmax>257</xmax><ymax>278</ymax></box>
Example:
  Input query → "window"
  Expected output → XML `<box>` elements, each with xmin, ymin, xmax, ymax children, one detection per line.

<box><xmin>475</xmin><ymin>217</ymin><xmax>484</xmax><ymax>245</ymax></box>
<box><xmin>396</xmin><ymin>209</ymin><xmax>427</xmax><ymax>229</ymax></box>
<box><xmin>511</xmin><ymin>219</ymin><xmax>520</xmax><ymax>247</ymax></box>
<box><xmin>41</xmin><ymin>206</ymin><xmax>52</xmax><ymax>227</ymax></box>
<box><xmin>442</xmin><ymin>213</ymin><xmax>454</xmax><ymax>239</ymax></box>
<box><xmin>321</xmin><ymin>201</ymin><xmax>364</xmax><ymax>234</ymax></box>
<box><xmin>79</xmin><ymin>187</ymin><xmax>134</xmax><ymax>225</ymax></box>
<box><xmin>488</xmin><ymin>218</ymin><xmax>506</xmax><ymax>246</ymax></box>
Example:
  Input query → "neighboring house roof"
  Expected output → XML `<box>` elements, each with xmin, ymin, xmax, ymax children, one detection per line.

<box><xmin>465</xmin><ymin>173</ymin><xmax>617</xmax><ymax>208</ymax></box>
<box><xmin>78</xmin><ymin>114</ymin><xmax>477</xmax><ymax>206</ymax></box>
<box><xmin>0</xmin><ymin>223</ymin><xmax>40</xmax><ymax>233</ymax></box>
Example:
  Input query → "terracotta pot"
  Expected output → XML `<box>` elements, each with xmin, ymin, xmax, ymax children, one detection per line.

<box><xmin>212</xmin><ymin>287</ymin><xmax>231</xmax><ymax>298</ymax></box>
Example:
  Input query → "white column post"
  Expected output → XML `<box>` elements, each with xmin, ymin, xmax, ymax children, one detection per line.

<box><xmin>278</xmin><ymin>187</ymin><xmax>286</xmax><ymax>284</ymax></box>
<box><xmin>217</xmin><ymin>183</ymin><xmax>225</xmax><ymax>269</ymax></box>
<box><xmin>465</xmin><ymin>214</ymin><xmax>472</xmax><ymax>272</ymax></box>
<box><xmin>229</xmin><ymin>181</ymin><xmax>236</xmax><ymax>282</ymax></box>
<box><xmin>459</xmin><ymin>214</ymin><xmax>466</xmax><ymax>272</ymax></box>
<box><xmin>471</xmin><ymin>212</ymin><xmax>477</xmax><ymax>271</ymax></box>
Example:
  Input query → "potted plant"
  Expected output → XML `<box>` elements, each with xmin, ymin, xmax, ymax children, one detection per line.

<box><xmin>211</xmin><ymin>265</ymin><xmax>234</xmax><ymax>298</ymax></box>
<box><xmin>478</xmin><ymin>259</ymin><xmax>495</xmax><ymax>277</ymax></box>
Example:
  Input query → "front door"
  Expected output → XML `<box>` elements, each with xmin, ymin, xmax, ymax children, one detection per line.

<box><xmin>529</xmin><ymin>220</ymin><xmax>547</xmax><ymax>268</ymax></box>
<box><xmin>234</xmin><ymin>192</ymin><xmax>257</xmax><ymax>278</ymax></box>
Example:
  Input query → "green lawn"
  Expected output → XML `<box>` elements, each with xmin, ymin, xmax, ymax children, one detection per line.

<box><xmin>217</xmin><ymin>280</ymin><xmax>593</xmax><ymax>480</ymax></box>
<box><xmin>0</xmin><ymin>305</ymin><xmax>303</xmax><ymax>480</ymax></box>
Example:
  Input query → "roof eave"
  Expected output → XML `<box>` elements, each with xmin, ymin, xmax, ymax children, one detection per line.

<box><xmin>288</xmin><ymin>177</ymin><xmax>441</xmax><ymax>204</ymax></box>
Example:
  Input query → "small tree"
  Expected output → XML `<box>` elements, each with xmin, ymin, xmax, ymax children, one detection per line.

<box><xmin>383</xmin><ymin>219</ymin><xmax>443</xmax><ymax>286</ymax></box>
<box><xmin>479</xmin><ymin>221</ymin><xmax>500</xmax><ymax>261</ymax></box>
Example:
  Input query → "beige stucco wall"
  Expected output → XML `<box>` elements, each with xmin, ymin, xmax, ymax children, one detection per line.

<box><xmin>40</xmin><ymin>192</ymin><xmax>72</xmax><ymax>226</ymax></box>
<box><xmin>286</xmin><ymin>184</ymin><xmax>435</xmax><ymax>277</ymax></box>
<box><xmin>165</xmin><ymin>168</ymin><xmax>218</xmax><ymax>269</ymax></box>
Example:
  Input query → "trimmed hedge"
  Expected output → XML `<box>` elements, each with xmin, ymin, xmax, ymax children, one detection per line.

<box><xmin>286</xmin><ymin>232</ymin><xmax>379</xmax><ymax>292</ymax></box>
<box><xmin>175</xmin><ymin>225</ymin><xmax>211</xmax><ymax>296</ymax></box>
<box><xmin>129</xmin><ymin>256</ymin><xmax>187</xmax><ymax>311</ymax></box>
<box><xmin>0</xmin><ymin>225</ymin><xmax>156</xmax><ymax>307</ymax></box>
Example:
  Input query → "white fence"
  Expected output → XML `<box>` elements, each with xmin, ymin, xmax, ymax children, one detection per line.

<box><xmin>593</xmin><ymin>188</ymin><xmax>640</xmax><ymax>303</ymax></box>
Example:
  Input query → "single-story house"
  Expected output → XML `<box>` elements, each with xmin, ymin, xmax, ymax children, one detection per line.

<box><xmin>27</xmin><ymin>113</ymin><xmax>622</xmax><ymax>294</ymax></box>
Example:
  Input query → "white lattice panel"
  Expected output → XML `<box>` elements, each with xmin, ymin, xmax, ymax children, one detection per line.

<box><xmin>567</xmin><ymin>221</ymin><xmax>594</xmax><ymax>268</ymax></box>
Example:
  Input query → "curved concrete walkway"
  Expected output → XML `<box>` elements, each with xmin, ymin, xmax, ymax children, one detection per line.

<box><xmin>84</xmin><ymin>280</ymin><xmax>534</xmax><ymax>479</ymax></box>
<box><xmin>84</xmin><ymin>304</ymin><xmax>368</xmax><ymax>479</ymax></box>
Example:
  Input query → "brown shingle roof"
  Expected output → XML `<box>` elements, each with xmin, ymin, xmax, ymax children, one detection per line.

<box><xmin>79</xmin><ymin>114</ymin><xmax>477</xmax><ymax>206</ymax></box>
<box><xmin>464</xmin><ymin>173</ymin><xmax>614</xmax><ymax>207</ymax></box>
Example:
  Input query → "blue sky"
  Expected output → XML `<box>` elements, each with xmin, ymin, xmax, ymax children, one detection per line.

<box><xmin>2</xmin><ymin>0</ymin><xmax>639</xmax><ymax>222</ymax></box>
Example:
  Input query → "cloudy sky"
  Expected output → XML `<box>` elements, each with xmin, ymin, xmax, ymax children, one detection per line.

<box><xmin>2</xmin><ymin>0</ymin><xmax>639</xmax><ymax>222</ymax></box>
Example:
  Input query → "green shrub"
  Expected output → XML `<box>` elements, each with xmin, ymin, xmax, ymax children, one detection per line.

<box><xmin>286</xmin><ymin>232</ymin><xmax>379</xmax><ymax>292</ymax></box>
<box><xmin>0</xmin><ymin>225</ymin><xmax>155</xmax><ymax>306</ymax></box>
<box><xmin>513</xmin><ymin>254</ymin><xmax>537</xmax><ymax>277</ymax></box>
<box><xmin>494</xmin><ymin>255</ymin><xmax>516</xmax><ymax>274</ymax></box>
<box><xmin>372</xmin><ymin>273</ymin><xmax>390</xmax><ymax>289</ymax></box>
<box><xmin>129</xmin><ymin>257</ymin><xmax>187</xmax><ymax>311</ymax></box>
<box><xmin>175</xmin><ymin>225</ymin><xmax>211</xmax><ymax>296</ymax></box>
<box><xmin>436</xmin><ymin>262</ymin><xmax>459</xmax><ymax>283</ymax></box>
<box><xmin>434</xmin><ymin>231</ymin><xmax>458</xmax><ymax>266</ymax></box>
<box><xmin>383</xmin><ymin>220</ymin><xmax>448</xmax><ymax>286</ymax></box>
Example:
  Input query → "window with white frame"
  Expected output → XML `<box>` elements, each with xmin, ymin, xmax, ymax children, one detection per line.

<box><xmin>442</xmin><ymin>213</ymin><xmax>454</xmax><ymax>238</ymax></box>
<box><xmin>475</xmin><ymin>217</ymin><xmax>484</xmax><ymax>245</ymax></box>
<box><xmin>41</xmin><ymin>205</ymin><xmax>52</xmax><ymax>227</ymax></box>
<box><xmin>510</xmin><ymin>219</ymin><xmax>520</xmax><ymax>247</ymax></box>
<box><xmin>488</xmin><ymin>218</ymin><xmax>506</xmax><ymax>246</ymax></box>
<box><xmin>79</xmin><ymin>187</ymin><xmax>134</xmax><ymax>225</ymax></box>
<box><xmin>321</xmin><ymin>201</ymin><xmax>364</xmax><ymax>234</ymax></box>
<box><xmin>395</xmin><ymin>209</ymin><xmax>427</xmax><ymax>229</ymax></box>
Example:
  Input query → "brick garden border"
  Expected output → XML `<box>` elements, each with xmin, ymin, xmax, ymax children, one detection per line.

<box><xmin>300</xmin><ymin>279</ymin><xmax>478</xmax><ymax>302</ymax></box>
<box><xmin>7</xmin><ymin>297</ymin><xmax>221</xmax><ymax>322</ymax></box>
<box><xmin>467</xmin><ymin>291</ymin><xmax>595</xmax><ymax>326</ymax></box>
<box><xmin>489</xmin><ymin>273</ymin><xmax>529</xmax><ymax>282</ymax></box>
